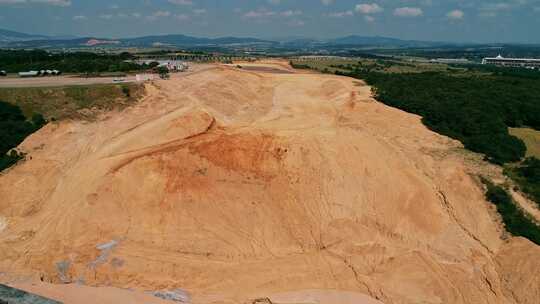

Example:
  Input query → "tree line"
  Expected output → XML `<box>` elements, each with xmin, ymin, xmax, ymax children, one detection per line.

<box><xmin>483</xmin><ymin>178</ymin><xmax>540</xmax><ymax>245</ymax></box>
<box><xmin>0</xmin><ymin>50</ymin><xmax>149</xmax><ymax>73</ymax></box>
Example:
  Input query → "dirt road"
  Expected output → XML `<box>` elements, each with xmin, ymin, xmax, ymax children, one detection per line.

<box><xmin>0</xmin><ymin>62</ymin><xmax>539</xmax><ymax>304</ymax></box>
<box><xmin>0</xmin><ymin>65</ymin><xmax>214</xmax><ymax>88</ymax></box>
<box><xmin>0</xmin><ymin>75</ymin><xmax>137</xmax><ymax>88</ymax></box>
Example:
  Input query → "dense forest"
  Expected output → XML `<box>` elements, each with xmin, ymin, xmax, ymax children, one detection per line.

<box><xmin>336</xmin><ymin>67</ymin><xmax>540</xmax><ymax>164</ymax></box>
<box><xmin>0</xmin><ymin>101</ymin><xmax>46</xmax><ymax>171</ymax></box>
<box><xmin>0</xmin><ymin>50</ymin><xmax>148</xmax><ymax>73</ymax></box>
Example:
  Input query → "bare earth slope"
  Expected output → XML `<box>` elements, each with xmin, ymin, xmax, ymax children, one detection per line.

<box><xmin>0</xmin><ymin>63</ymin><xmax>539</xmax><ymax>304</ymax></box>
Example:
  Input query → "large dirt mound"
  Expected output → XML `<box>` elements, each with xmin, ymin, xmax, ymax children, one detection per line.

<box><xmin>0</xmin><ymin>63</ymin><xmax>539</xmax><ymax>304</ymax></box>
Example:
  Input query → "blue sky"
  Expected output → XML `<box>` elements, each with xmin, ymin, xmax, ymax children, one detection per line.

<box><xmin>0</xmin><ymin>0</ymin><xmax>539</xmax><ymax>43</ymax></box>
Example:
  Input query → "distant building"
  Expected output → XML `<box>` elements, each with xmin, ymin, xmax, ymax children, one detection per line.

<box><xmin>157</xmin><ymin>60</ymin><xmax>189</xmax><ymax>72</ymax></box>
<box><xmin>136</xmin><ymin>74</ymin><xmax>155</xmax><ymax>82</ymax></box>
<box><xmin>482</xmin><ymin>55</ymin><xmax>540</xmax><ymax>69</ymax></box>
<box><xmin>429</xmin><ymin>58</ymin><xmax>470</xmax><ymax>64</ymax></box>
<box><xmin>296</xmin><ymin>55</ymin><xmax>346</xmax><ymax>61</ymax></box>
<box><xmin>135</xmin><ymin>59</ymin><xmax>189</xmax><ymax>72</ymax></box>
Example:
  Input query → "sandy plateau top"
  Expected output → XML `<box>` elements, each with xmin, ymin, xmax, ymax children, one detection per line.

<box><xmin>0</xmin><ymin>62</ymin><xmax>539</xmax><ymax>304</ymax></box>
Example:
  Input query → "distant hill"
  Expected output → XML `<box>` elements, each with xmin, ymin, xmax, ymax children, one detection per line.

<box><xmin>6</xmin><ymin>37</ymin><xmax>120</xmax><ymax>48</ymax></box>
<box><xmin>0</xmin><ymin>29</ymin><xmax>448</xmax><ymax>49</ymax></box>
<box><xmin>0</xmin><ymin>28</ymin><xmax>49</xmax><ymax>44</ymax></box>
<box><xmin>120</xmin><ymin>34</ymin><xmax>272</xmax><ymax>47</ymax></box>
<box><xmin>4</xmin><ymin>33</ymin><xmax>273</xmax><ymax>48</ymax></box>
<box><xmin>325</xmin><ymin>35</ymin><xmax>444</xmax><ymax>48</ymax></box>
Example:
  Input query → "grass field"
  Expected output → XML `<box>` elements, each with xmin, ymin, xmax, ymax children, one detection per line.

<box><xmin>510</xmin><ymin>127</ymin><xmax>540</xmax><ymax>158</ymax></box>
<box><xmin>290</xmin><ymin>58</ymin><xmax>464</xmax><ymax>75</ymax></box>
<box><xmin>0</xmin><ymin>83</ymin><xmax>144</xmax><ymax>120</ymax></box>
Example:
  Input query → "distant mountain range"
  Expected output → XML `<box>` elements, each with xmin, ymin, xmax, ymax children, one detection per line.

<box><xmin>0</xmin><ymin>27</ymin><xmax>449</xmax><ymax>49</ymax></box>
<box><xmin>0</xmin><ymin>28</ymin><xmax>49</xmax><ymax>43</ymax></box>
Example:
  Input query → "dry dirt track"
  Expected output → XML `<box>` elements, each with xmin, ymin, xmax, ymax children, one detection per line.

<box><xmin>0</xmin><ymin>62</ymin><xmax>539</xmax><ymax>304</ymax></box>
<box><xmin>0</xmin><ymin>75</ymin><xmax>137</xmax><ymax>88</ymax></box>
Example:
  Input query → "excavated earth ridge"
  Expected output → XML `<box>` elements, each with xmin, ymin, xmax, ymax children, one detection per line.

<box><xmin>0</xmin><ymin>62</ymin><xmax>539</xmax><ymax>304</ymax></box>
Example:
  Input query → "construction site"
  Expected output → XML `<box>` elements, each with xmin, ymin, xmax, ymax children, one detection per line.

<box><xmin>0</xmin><ymin>60</ymin><xmax>539</xmax><ymax>304</ymax></box>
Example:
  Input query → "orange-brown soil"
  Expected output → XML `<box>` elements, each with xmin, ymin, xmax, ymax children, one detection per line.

<box><xmin>0</xmin><ymin>62</ymin><xmax>539</xmax><ymax>304</ymax></box>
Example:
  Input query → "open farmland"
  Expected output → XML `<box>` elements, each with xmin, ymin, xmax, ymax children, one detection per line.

<box><xmin>290</xmin><ymin>57</ymin><xmax>462</xmax><ymax>74</ymax></box>
<box><xmin>510</xmin><ymin>127</ymin><xmax>540</xmax><ymax>158</ymax></box>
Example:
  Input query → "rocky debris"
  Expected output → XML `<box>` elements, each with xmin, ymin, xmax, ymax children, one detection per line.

<box><xmin>153</xmin><ymin>289</ymin><xmax>190</xmax><ymax>303</ymax></box>
<box><xmin>88</xmin><ymin>240</ymin><xmax>119</xmax><ymax>269</ymax></box>
<box><xmin>55</xmin><ymin>261</ymin><xmax>71</xmax><ymax>284</ymax></box>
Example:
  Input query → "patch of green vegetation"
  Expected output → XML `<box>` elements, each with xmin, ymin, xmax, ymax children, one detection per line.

<box><xmin>509</xmin><ymin>127</ymin><xmax>540</xmax><ymax>158</ymax></box>
<box><xmin>0</xmin><ymin>83</ymin><xmax>144</xmax><ymax>120</ymax></box>
<box><xmin>0</xmin><ymin>101</ymin><xmax>46</xmax><ymax>172</ymax></box>
<box><xmin>291</xmin><ymin>59</ymin><xmax>359</xmax><ymax>73</ymax></box>
<box><xmin>482</xmin><ymin>178</ymin><xmax>540</xmax><ymax>245</ymax></box>
<box><xmin>505</xmin><ymin>158</ymin><xmax>540</xmax><ymax>207</ymax></box>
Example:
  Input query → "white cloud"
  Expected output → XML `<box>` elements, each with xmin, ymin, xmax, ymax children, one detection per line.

<box><xmin>394</xmin><ymin>7</ymin><xmax>423</xmax><ymax>17</ymax></box>
<box><xmin>175</xmin><ymin>13</ymin><xmax>190</xmax><ymax>21</ymax></box>
<box><xmin>280</xmin><ymin>10</ymin><xmax>302</xmax><ymax>17</ymax></box>
<box><xmin>481</xmin><ymin>3</ymin><xmax>512</xmax><ymax>12</ymax></box>
<box><xmin>447</xmin><ymin>9</ymin><xmax>464</xmax><ymax>20</ymax></box>
<box><xmin>31</xmin><ymin>0</ymin><xmax>70</xmax><ymax>6</ymax></box>
<box><xmin>478</xmin><ymin>1</ymin><xmax>526</xmax><ymax>17</ymax></box>
<box><xmin>243</xmin><ymin>9</ymin><xmax>276</xmax><ymax>18</ymax></box>
<box><xmin>72</xmin><ymin>15</ymin><xmax>87</xmax><ymax>20</ymax></box>
<box><xmin>355</xmin><ymin>3</ymin><xmax>383</xmax><ymax>14</ymax></box>
<box><xmin>328</xmin><ymin>10</ymin><xmax>353</xmax><ymax>18</ymax></box>
<box><xmin>0</xmin><ymin>0</ymin><xmax>71</xmax><ymax>6</ymax></box>
<box><xmin>167</xmin><ymin>0</ymin><xmax>192</xmax><ymax>5</ymax></box>
<box><xmin>146</xmin><ymin>10</ymin><xmax>171</xmax><ymax>21</ymax></box>
<box><xmin>99</xmin><ymin>14</ymin><xmax>113</xmax><ymax>20</ymax></box>
<box><xmin>286</xmin><ymin>19</ymin><xmax>305</xmax><ymax>27</ymax></box>
<box><xmin>321</xmin><ymin>0</ymin><xmax>333</xmax><ymax>5</ymax></box>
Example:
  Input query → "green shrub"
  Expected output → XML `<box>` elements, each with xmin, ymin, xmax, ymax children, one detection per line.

<box><xmin>506</xmin><ymin>157</ymin><xmax>540</xmax><ymax>206</ymax></box>
<box><xmin>121</xmin><ymin>86</ymin><xmax>131</xmax><ymax>98</ymax></box>
<box><xmin>482</xmin><ymin>178</ymin><xmax>540</xmax><ymax>245</ymax></box>
<box><xmin>0</xmin><ymin>101</ymin><xmax>46</xmax><ymax>172</ymax></box>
